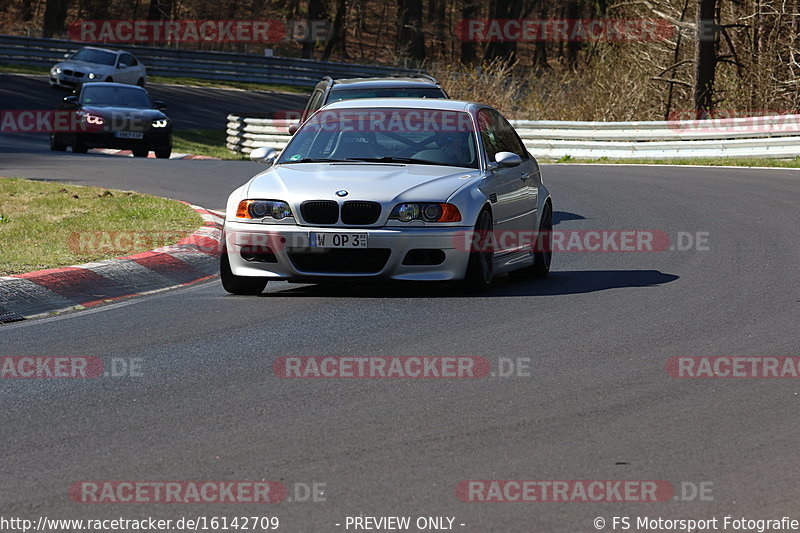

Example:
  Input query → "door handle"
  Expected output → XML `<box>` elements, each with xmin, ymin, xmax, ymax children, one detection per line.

<box><xmin>520</xmin><ymin>173</ymin><xmax>530</xmax><ymax>181</ymax></box>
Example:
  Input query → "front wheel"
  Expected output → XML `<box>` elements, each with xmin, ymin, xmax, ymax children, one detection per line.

<box><xmin>132</xmin><ymin>148</ymin><xmax>149</xmax><ymax>157</ymax></box>
<box><xmin>220</xmin><ymin>250</ymin><xmax>268</xmax><ymax>295</ymax></box>
<box><xmin>463</xmin><ymin>208</ymin><xmax>494</xmax><ymax>290</ymax></box>
<box><xmin>72</xmin><ymin>136</ymin><xmax>88</xmax><ymax>154</ymax></box>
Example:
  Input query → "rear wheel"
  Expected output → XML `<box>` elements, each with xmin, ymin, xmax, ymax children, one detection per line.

<box><xmin>136</xmin><ymin>78</ymin><xmax>145</xmax><ymax>87</ymax></box>
<box><xmin>154</xmin><ymin>145</ymin><xmax>172</xmax><ymax>159</ymax></box>
<box><xmin>463</xmin><ymin>208</ymin><xmax>494</xmax><ymax>290</ymax></box>
<box><xmin>50</xmin><ymin>133</ymin><xmax>67</xmax><ymax>151</ymax></box>
<box><xmin>220</xmin><ymin>249</ymin><xmax>268</xmax><ymax>295</ymax></box>
<box><xmin>105</xmin><ymin>77</ymin><xmax>113</xmax><ymax>82</ymax></box>
<box><xmin>132</xmin><ymin>148</ymin><xmax>149</xmax><ymax>157</ymax></box>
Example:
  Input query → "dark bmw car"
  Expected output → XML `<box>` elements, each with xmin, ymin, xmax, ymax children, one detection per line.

<box><xmin>50</xmin><ymin>82</ymin><xmax>172</xmax><ymax>158</ymax></box>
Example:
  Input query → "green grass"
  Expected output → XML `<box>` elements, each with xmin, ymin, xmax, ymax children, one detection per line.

<box><xmin>172</xmin><ymin>129</ymin><xmax>247</xmax><ymax>160</ymax></box>
<box><xmin>0</xmin><ymin>177</ymin><xmax>203</xmax><ymax>275</ymax></box>
<box><xmin>0</xmin><ymin>62</ymin><xmax>49</xmax><ymax>75</ymax></box>
<box><xmin>546</xmin><ymin>156</ymin><xmax>800</xmax><ymax>168</ymax></box>
<box><xmin>0</xmin><ymin>63</ymin><xmax>310</xmax><ymax>94</ymax></box>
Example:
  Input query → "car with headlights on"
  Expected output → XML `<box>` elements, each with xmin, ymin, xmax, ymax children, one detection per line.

<box><xmin>50</xmin><ymin>47</ymin><xmax>147</xmax><ymax>89</ymax></box>
<box><xmin>50</xmin><ymin>82</ymin><xmax>172</xmax><ymax>158</ymax></box>
<box><xmin>220</xmin><ymin>98</ymin><xmax>552</xmax><ymax>294</ymax></box>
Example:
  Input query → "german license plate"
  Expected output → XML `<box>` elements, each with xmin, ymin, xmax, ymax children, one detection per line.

<box><xmin>309</xmin><ymin>232</ymin><xmax>367</xmax><ymax>248</ymax></box>
<box><xmin>115</xmin><ymin>131</ymin><xmax>144</xmax><ymax>139</ymax></box>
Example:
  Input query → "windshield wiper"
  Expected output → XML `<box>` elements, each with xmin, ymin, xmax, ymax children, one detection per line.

<box><xmin>282</xmin><ymin>157</ymin><xmax>348</xmax><ymax>164</ymax></box>
<box><xmin>343</xmin><ymin>156</ymin><xmax>454</xmax><ymax>166</ymax></box>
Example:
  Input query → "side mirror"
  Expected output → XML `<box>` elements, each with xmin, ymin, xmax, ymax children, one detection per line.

<box><xmin>118</xmin><ymin>64</ymin><xmax>127</xmax><ymax>69</ymax></box>
<box><xmin>63</xmin><ymin>52</ymin><xmax>71</xmax><ymax>58</ymax></box>
<box><xmin>63</xmin><ymin>95</ymin><xmax>78</xmax><ymax>107</ymax></box>
<box><xmin>288</xmin><ymin>123</ymin><xmax>300</xmax><ymax>135</ymax></box>
<box><xmin>495</xmin><ymin>151</ymin><xmax>522</xmax><ymax>168</ymax></box>
<box><xmin>250</xmin><ymin>146</ymin><xmax>278</xmax><ymax>166</ymax></box>
<box><xmin>153</xmin><ymin>100</ymin><xmax>167</xmax><ymax>110</ymax></box>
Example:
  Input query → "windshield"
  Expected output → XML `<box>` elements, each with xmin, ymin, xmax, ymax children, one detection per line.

<box><xmin>71</xmin><ymin>48</ymin><xmax>117</xmax><ymax>66</ymax></box>
<box><xmin>79</xmin><ymin>85</ymin><xmax>153</xmax><ymax>108</ymax></box>
<box><xmin>278</xmin><ymin>108</ymin><xmax>478</xmax><ymax>169</ymax></box>
<box><xmin>326</xmin><ymin>87</ymin><xmax>447</xmax><ymax>104</ymax></box>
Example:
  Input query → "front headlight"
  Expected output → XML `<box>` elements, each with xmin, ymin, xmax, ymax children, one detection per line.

<box><xmin>389</xmin><ymin>203</ymin><xmax>461</xmax><ymax>223</ymax></box>
<box><xmin>236</xmin><ymin>200</ymin><xmax>293</xmax><ymax>221</ymax></box>
<box><xmin>53</xmin><ymin>66</ymin><xmax>62</xmax><ymax>74</ymax></box>
<box><xmin>151</xmin><ymin>119</ymin><xmax>169</xmax><ymax>128</ymax></box>
<box><xmin>83</xmin><ymin>114</ymin><xmax>104</xmax><ymax>125</ymax></box>
<box><xmin>87</xmin><ymin>72</ymin><xmax>102</xmax><ymax>80</ymax></box>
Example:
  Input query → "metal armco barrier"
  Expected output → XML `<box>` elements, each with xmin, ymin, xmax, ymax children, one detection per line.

<box><xmin>226</xmin><ymin>113</ymin><xmax>800</xmax><ymax>159</ymax></box>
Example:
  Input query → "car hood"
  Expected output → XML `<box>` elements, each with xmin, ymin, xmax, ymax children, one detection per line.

<box><xmin>81</xmin><ymin>105</ymin><xmax>166</xmax><ymax>121</ymax></box>
<box><xmin>246</xmin><ymin>163</ymin><xmax>482</xmax><ymax>204</ymax></box>
<box><xmin>55</xmin><ymin>60</ymin><xmax>114</xmax><ymax>73</ymax></box>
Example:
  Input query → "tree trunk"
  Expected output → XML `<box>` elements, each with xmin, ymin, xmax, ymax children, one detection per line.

<box><xmin>302</xmin><ymin>0</ymin><xmax>328</xmax><ymax>59</ymax></box>
<box><xmin>396</xmin><ymin>0</ymin><xmax>426</xmax><ymax>63</ymax></box>
<box><xmin>147</xmin><ymin>0</ymin><xmax>174</xmax><ymax>20</ymax></box>
<box><xmin>321</xmin><ymin>0</ymin><xmax>347</xmax><ymax>61</ymax></box>
<box><xmin>460</xmin><ymin>0</ymin><xmax>479</xmax><ymax>64</ymax></box>
<box><xmin>42</xmin><ymin>0</ymin><xmax>71</xmax><ymax>38</ymax></box>
<box><xmin>485</xmin><ymin>0</ymin><xmax>523</xmax><ymax>61</ymax></box>
<box><xmin>694</xmin><ymin>0</ymin><xmax>718</xmax><ymax>118</ymax></box>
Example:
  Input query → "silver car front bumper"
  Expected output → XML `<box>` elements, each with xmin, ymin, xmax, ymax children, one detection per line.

<box><xmin>224</xmin><ymin>221</ymin><xmax>474</xmax><ymax>281</ymax></box>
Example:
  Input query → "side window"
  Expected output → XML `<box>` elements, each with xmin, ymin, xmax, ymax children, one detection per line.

<box><xmin>491</xmin><ymin>110</ymin><xmax>527</xmax><ymax>159</ymax></box>
<box><xmin>477</xmin><ymin>109</ymin><xmax>501</xmax><ymax>162</ymax></box>
<box><xmin>118</xmin><ymin>54</ymin><xmax>133</xmax><ymax>68</ymax></box>
<box><xmin>126</xmin><ymin>55</ymin><xmax>138</xmax><ymax>66</ymax></box>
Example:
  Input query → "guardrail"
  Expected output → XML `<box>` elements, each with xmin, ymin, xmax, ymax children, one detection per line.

<box><xmin>226</xmin><ymin>113</ymin><xmax>800</xmax><ymax>159</ymax></box>
<box><xmin>0</xmin><ymin>34</ymin><xmax>422</xmax><ymax>87</ymax></box>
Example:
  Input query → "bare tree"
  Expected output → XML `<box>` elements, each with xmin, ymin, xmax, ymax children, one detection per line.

<box><xmin>694</xmin><ymin>0</ymin><xmax>718</xmax><ymax>116</ymax></box>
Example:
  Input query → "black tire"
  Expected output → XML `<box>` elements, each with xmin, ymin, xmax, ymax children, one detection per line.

<box><xmin>50</xmin><ymin>133</ymin><xmax>67</xmax><ymax>151</ymax></box>
<box><xmin>463</xmin><ymin>208</ymin><xmax>494</xmax><ymax>290</ymax></box>
<box><xmin>511</xmin><ymin>201</ymin><xmax>553</xmax><ymax>279</ymax></box>
<box><xmin>132</xmin><ymin>148</ymin><xmax>149</xmax><ymax>157</ymax></box>
<box><xmin>154</xmin><ymin>146</ymin><xmax>171</xmax><ymax>159</ymax></box>
<box><xmin>220</xmin><ymin>250</ymin><xmax>268</xmax><ymax>295</ymax></box>
<box><xmin>136</xmin><ymin>78</ymin><xmax>145</xmax><ymax>87</ymax></box>
<box><xmin>531</xmin><ymin>202</ymin><xmax>553</xmax><ymax>277</ymax></box>
<box><xmin>72</xmin><ymin>136</ymin><xmax>88</xmax><ymax>154</ymax></box>
<box><xmin>105</xmin><ymin>77</ymin><xmax>113</xmax><ymax>82</ymax></box>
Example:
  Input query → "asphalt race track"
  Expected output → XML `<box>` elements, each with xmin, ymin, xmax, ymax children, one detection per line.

<box><xmin>2</xmin><ymin>73</ymin><xmax>800</xmax><ymax>531</ymax></box>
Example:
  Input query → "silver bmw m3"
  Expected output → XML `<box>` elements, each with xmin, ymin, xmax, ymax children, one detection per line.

<box><xmin>220</xmin><ymin>98</ymin><xmax>552</xmax><ymax>294</ymax></box>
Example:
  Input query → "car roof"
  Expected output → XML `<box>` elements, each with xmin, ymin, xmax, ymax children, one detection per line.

<box><xmin>78</xmin><ymin>46</ymin><xmax>124</xmax><ymax>55</ymax></box>
<box><xmin>81</xmin><ymin>82</ymin><xmax>146</xmax><ymax>90</ymax></box>
<box><xmin>321</xmin><ymin>98</ymin><xmax>476</xmax><ymax>112</ymax></box>
<box><xmin>329</xmin><ymin>77</ymin><xmax>441</xmax><ymax>90</ymax></box>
